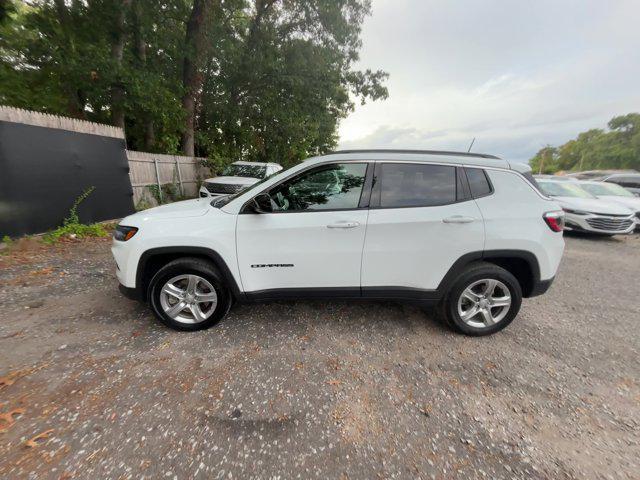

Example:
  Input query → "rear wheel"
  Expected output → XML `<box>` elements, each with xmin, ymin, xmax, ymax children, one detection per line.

<box><xmin>440</xmin><ymin>262</ymin><xmax>522</xmax><ymax>336</ymax></box>
<box><xmin>148</xmin><ymin>258</ymin><xmax>231</xmax><ymax>331</ymax></box>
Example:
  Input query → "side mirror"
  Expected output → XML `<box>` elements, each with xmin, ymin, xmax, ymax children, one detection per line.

<box><xmin>251</xmin><ymin>193</ymin><xmax>273</xmax><ymax>213</ymax></box>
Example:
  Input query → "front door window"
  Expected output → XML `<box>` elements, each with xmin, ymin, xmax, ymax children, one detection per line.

<box><xmin>268</xmin><ymin>163</ymin><xmax>367</xmax><ymax>211</ymax></box>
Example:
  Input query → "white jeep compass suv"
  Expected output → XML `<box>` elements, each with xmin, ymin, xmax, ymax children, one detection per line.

<box><xmin>112</xmin><ymin>150</ymin><xmax>565</xmax><ymax>336</ymax></box>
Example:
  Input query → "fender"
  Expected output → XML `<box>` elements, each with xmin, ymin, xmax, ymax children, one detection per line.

<box><xmin>136</xmin><ymin>246</ymin><xmax>244</xmax><ymax>301</ymax></box>
<box><xmin>436</xmin><ymin>249</ymin><xmax>541</xmax><ymax>297</ymax></box>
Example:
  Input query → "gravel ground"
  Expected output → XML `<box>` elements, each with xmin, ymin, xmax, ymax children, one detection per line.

<box><xmin>0</xmin><ymin>234</ymin><xmax>639</xmax><ymax>479</ymax></box>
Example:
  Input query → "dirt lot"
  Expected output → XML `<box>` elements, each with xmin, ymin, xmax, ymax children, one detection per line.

<box><xmin>0</xmin><ymin>234</ymin><xmax>639</xmax><ymax>479</ymax></box>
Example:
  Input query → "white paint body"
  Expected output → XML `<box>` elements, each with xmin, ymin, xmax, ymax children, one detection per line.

<box><xmin>113</xmin><ymin>152</ymin><xmax>565</xmax><ymax>296</ymax></box>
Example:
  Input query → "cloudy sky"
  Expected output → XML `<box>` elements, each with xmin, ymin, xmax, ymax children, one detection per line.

<box><xmin>338</xmin><ymin>0</ymin><xmax>640</xmax><ymax>162</ymax></box>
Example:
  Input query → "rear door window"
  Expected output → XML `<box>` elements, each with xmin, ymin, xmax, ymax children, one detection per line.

<box><xmin>377</xmin><ymin>163</ymin><xmax>457</xmax><ymax>208</ymax></box>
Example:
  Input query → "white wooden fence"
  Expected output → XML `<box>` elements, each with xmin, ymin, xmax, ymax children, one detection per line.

<box><xmin>126</xmin><ymin>151</ymin><xmax>212</xmax><ymax>207</ymax></box>
<box><xmin>0</xmin><ymin>105</ymin><xmax>125</xmax><ymax>138</ymax></box>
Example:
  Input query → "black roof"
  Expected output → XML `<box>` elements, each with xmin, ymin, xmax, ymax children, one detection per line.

<box><xmin>328</xmin><ymin>149</ymin><xmax>500</xmax><ymax>160</ymax></box>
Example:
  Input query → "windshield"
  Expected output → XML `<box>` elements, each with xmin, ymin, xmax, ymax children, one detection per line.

<box><xmin>222</xmin><ymin>163</ymin><xmax>267</xmax><ymax>178</ymax></box>
<box><xmin>210</xmin><ymin>164</ymin><xmax>293</xmax><ymax>208</ymax></box>
<box><xmin>538</xmin><ymin>181</ymin><xmax>595</xmax><ymax>199</ymax></box>
<box><xmin>581</xmin><ymin>182</ymin><xmax>635</xmax><ymax>197</ymax></box>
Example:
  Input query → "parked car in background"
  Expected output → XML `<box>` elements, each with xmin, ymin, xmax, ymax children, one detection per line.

<box><xmin>113</xmin><ymin>149</ymin><xmax>565</xmax><ymax>337</ymax></box>
<box><xmin>534</xmin><ymin>174</ymin><xmax>576</xmax><ymax>182</ymax></box>
<box><xmin>537</xmin><ymin>179</ymin><xmax>635</xmax><ymax>235</ymax></box>
<box><xmin>199</xmin><ymin>161</ymin><xmax>283</xmax><ymax>198</ymax></box>
<box><xmin>564</xmin><ymin>169</ymin><xmax>637</xmax><ymax>181</ymax></box>
<box><xmin>601</xmin><ymin>173</ymin><xmax>640</xmax><ymax>197</ymax></box>
<box><xmin>579</xmin><ymin>181</ymin><xmax>640</xmax><ymax>229</ymax></box>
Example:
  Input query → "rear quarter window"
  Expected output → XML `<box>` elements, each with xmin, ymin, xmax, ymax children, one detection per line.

<box><xmin>521</xmin><ymin>171</ymin><xmax>545</xmax><ymax>194</ymax></box>
<box><xmin>483</xmin><ymin>169</ymin><xmax>542</xmax><ymax>201</ymax></box>
<box><xmin>465</xmin><ymin>168</ymin><xmax>492</xmax><ymax>197</ymax></box>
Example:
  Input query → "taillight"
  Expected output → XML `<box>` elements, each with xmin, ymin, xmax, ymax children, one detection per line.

<box><xmin>543</xmin><ymin>211</ymin><xmax>565</xmax><ymax>232</ymax></box>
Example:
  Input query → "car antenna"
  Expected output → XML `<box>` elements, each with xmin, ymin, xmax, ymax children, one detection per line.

<box><xmin>467</xmin><ymin>137</ymin><xmax>476</xmax><ymax>153</ymax></box>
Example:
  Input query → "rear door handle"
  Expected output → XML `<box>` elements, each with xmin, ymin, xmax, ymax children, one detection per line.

<box><xmin>327</xmin><ymin>221</ymin><xmax>360</xmax><ymax>229</ymax></box>
<box><xmin>442</xmin><ymin>215</ymin><xmax>475</xmax><ymax>224</ymax></box>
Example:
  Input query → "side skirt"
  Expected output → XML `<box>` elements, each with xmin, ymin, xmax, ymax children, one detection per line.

<box><xmin>243</xmin><ymin>287</ymin><xmax>441</xmax><ymax>306</ymax></box>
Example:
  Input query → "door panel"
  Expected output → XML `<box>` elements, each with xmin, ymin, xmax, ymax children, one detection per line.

<box><xmin>362</xmin><ymin>162</ymin><xmax>484</xmax><ymax>291</ymax></box>
<box><xmin>237</xmin><ymin>210</ymin><xmax>368</xmax><ymax>291</ymax></box>
<box><xmin>236</xmin><ymin>162</ymin><xmax>371</xmax><ymax>293</ymax></box>
<box><xmin>361</xmin><ymin>201</ymin><xmax>484</xmax><ymax>290</ymax></box>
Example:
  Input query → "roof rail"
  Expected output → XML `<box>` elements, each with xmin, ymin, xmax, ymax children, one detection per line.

<box><xmin>327</xmin><ymin>149</ymin><xmax>501</xmax><ymax>160</ymax></box>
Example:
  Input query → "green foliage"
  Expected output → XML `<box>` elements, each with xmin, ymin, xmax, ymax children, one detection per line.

<box><xmin>0</xmin><ymin>234</ymin><xmax>12</xmax><ymax>255</ymax></box>
<box><xmin>530</xmin><ymin>114</ymin><xmax>640</xmax><ymax>173</ymax></box>
<box><xmin>65</xmin><ymin>187</ymin><xmax>95</xmax><ymax>226</ymax></box>
<box><xmin>42</xmin><ymin>222</ymin><xmax>109</xmax><ymax>244</ymax></box>
<box><xmin>147</xmin><ymin>184</ymin><xmax>162</xmax><ymax>204</ymax></box>
<box><xmin>146</xmin><ymin>182</ymin><xmax>187</xmax><ymax>205</ymax></box>
<box><xmin>1</xmin><ymin>0</ymin><xmax>387</xmax><ymax>164</ymax></box>
<box><xmin>135</xmin><ymin>197</ymin><xmax>153</xmax><ymax>211</ymax></box>
<box><xmin>42</xmin><ymin>187</ymin><xmax>109</xmax><ymax>243</ymax></box>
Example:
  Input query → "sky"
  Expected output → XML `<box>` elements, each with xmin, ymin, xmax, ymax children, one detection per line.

<box><xmin>338</xmin><ymin>0</ymin><xmax>640</xmax><ymax>163</ymax></box>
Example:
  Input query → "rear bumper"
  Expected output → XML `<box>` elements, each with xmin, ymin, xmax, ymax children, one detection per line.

<box><xmin>119</xmin><ymin>283</ymin><xmax>144</xmax><ymax>302</ymax></box>
<box><xmin>528</xmin><ymin>276</ymin><xmax>555</xmax><ymax>297</ymax></box>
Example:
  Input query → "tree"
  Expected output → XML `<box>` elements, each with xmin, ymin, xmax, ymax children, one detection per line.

<box><xmin>529</xmin><ymin>114</ymin><xmax>640</xmax><ymax>173</ymax></box>
<box><xmin>0</xmin><ymin>0</ymin><xmax>388</xmax><ymax>163</ymax></box>
<box><xmin>198</xmin><ymin>0</ymin><xmax>388</xmax><ymax>166</ymax></box>
<box><xmin>181</xmin><ymin>0</ymin><xmax>217</xmax><ymax>156</ymax></box>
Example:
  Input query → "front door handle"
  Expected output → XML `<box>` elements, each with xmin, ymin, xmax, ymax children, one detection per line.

<box><xmin>327</xmin><ymin>221</ymin><xmax>360</xmax><ymax>229</ymax></box>
<box><xmin>442</xmin><ymin>215</ymin><xmax>475</xmax><ymax>224</ymax></box>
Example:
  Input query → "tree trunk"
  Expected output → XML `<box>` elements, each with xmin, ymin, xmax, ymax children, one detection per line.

<box><xmin>111</xmin><ymin>0</ymin><xmax>132</xmax><ymax>129</ymax></box>
<box><xmin>132</xmin><ymin>0</ymin><xmax>155</xmax><ymax>149</ymax></box>
<box><xmin>181</xmin><ymin>0</ymin><xmax>215</xmax><ymax>156</ymax></box>
<box><xmin>144</xmin><ymin>119</ymin><xmax>155</xmax><ymax>150</ymax></box>
<box><xmin>53</xmin><ymin>0</ymin><xmax>86</xmax><ymax>118</ymax></box>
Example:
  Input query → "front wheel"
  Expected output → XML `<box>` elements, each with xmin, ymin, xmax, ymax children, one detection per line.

<box><xmin>439</xmin><ymin>262</ymin><xmax>522</xmax><ymax>336</ymax></box>
<box><xmin>148</xmin><ymin>257</ymin><xmax>232</xmax><ymax>331</ymax></box>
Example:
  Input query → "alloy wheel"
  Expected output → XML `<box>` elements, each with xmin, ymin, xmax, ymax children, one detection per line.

<box><xmin>457</xmin><ymin>278</ymin><xmax>511</xmax><ymax>328</ymax></box>
<box><xmin>159</xmin><ymin>274</ymin><xmax>218</xmax><ymax>324</ymax></box>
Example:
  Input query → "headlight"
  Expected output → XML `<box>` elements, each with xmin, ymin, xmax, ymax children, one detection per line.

<box><xmin>562</xmin><ymin>208</ymin><xmax>589</xmax><ymax>215</ymax></box>
<box><xmin>113</xmin><ymin>225</ymin><xmax>138</xmax><ymax>241</ymax></box>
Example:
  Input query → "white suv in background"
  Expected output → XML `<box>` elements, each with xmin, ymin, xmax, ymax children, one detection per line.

<box><xmin>199</xmin><ymin>161</ymin><xmax>283</xmax><ymax>198</ymax></box>
<box><xmin>113</xmin><ymin>150</ymin><xmax>565</xmax><ymax>336</ymax></box>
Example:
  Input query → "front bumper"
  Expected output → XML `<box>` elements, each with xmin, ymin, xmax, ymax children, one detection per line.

<box><xmin>564</xmin><ymin>212</ymin><xmax>635</xmax><ymax>235</ymax></box>
<box><xmin>119</xmin><ymin>283</ymin><xmax>144</xmax><ymax>302</ymax></box>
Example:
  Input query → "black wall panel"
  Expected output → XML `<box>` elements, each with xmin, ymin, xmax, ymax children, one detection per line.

<box><xmin>0</xmin><ymin>121</ymin><xmax>134</xmax><ymax>237</ymax></box>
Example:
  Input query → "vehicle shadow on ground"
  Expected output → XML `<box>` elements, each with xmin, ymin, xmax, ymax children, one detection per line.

<box><xmin>228</xmin><ymin>298</ymin><xmax>448</xmax><ymax>334</ymax></box>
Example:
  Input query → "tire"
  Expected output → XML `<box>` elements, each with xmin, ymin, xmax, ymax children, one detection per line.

<box><xmin>439</xmin><ymin>262</ymin><xmax>522</xmax><ymax>336</ymax></box>
<box><xmin>148</xmin><ymin>257</ymin><xmax>232</xmax><ymax>331</ymax></box>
